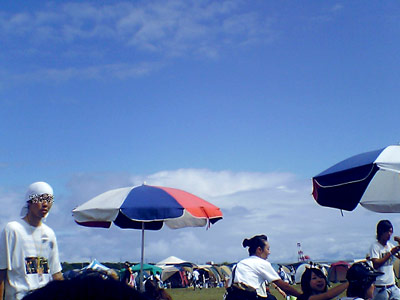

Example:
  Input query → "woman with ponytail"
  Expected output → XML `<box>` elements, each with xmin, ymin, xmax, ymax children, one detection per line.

<box><xmin>225</xmin><ymin>234</ymin><xmax>301</xmax><ymax>300</ymax></box>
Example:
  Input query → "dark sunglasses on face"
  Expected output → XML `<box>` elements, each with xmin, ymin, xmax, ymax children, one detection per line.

<box><xmin>28</xmin><ymin>194</ymin><xmax>54</xmax><ymax>204</ymax></box>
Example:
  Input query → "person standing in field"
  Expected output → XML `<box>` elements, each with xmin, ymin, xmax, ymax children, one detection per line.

<box><xmin>0</xmin><ymin>182</ymin><xmax>63</xmax><ymax>300</ymax></box>
<box><xmin>225</xmin><ymin>234</ymin><xmax>301</xmax><ymax>300</ymax></box>
<box><xmin>369</xmin><ymin>220</ymin><xmax>400</xmax><ymax>300</ymax></box>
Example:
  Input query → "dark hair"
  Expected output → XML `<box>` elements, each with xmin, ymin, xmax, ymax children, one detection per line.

<box><xmin>377</xmin><ymin>220</ymin><xmax>393</xmax><ymax>240</ymax></box>
<box><xmin>347</xmin><ymin>279</ymin><xmax>374</xmax><ymax>298</ymax></box>
<box><xmin>144</xmin><ymin>279</ymin><xmax>172</xmax><ymax>300</ymax></box>
<box><xmin>23</xmin><ymin>271</ymin><xmax>146</xmax><ymax>300</ymax></box>
<box><xmin>300</xmin><ymin>268</ymin><xmax>328</xmax><ymax>298</ymax></box>
<box><xmin>242</xmin><ymin>235</ymin><xmax>268</xmax><ymax>256</ymax></box>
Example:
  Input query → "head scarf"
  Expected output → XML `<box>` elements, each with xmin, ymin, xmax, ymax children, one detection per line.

<box><xmin>20</xmin><ymin>181</ymin><xmax>54</xmax><ymax>218</ymax></box>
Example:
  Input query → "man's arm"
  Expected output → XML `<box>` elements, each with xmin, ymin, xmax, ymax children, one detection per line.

<box><xmin>0</xmin><ymin>269</ymin><xmax>7</xmax><ymax>300</ymax></box>
<box><xmin>371</xmin><ymin>245</ymin><xmax>400</xmax><ymax>269</ymax></box>
<box><xmin>52</xmin><ymin>272</ymin><xmax>63</xmax><ymax>281</ymax></box>
<box><xmin>271</xmin><ymin>282</ymin><xmax>287</xmax><ymax>298</ymax></box>
<box><xmin>273</xmin><ymin>279</ymin><xmax>301</xmax><ymax>297</ymax></box>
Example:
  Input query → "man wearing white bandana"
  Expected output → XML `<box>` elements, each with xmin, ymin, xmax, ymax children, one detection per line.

<box><xmin>0</xmin><ymin>182</ymin><xmax>63</xmax><ymax>300</ymax></box>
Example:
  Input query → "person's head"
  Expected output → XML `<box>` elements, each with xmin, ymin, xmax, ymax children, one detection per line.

<box><xmin>144</xmin><ymin>279</ymin><xmax>172</xmax><ymax>300</ymax></box>
<box><xmin>242</xmin><ymin>234</ymin><xmax>269</xmax><ymax>259</ymax></box>
<box><xmin>376</xmin><ymin>220</ymin><xmax>393</xmax><ymax>242</ymax></box>
<box><xmin>346</xmin><ymin>262</ymin><xmax>383</xmax><ymax>299</ymax></box>
<box><xmin>301</xmin><ymin>267</ymin><xmax>328</xmax><ymax>296</ymax></box>
<box><xmin>23</xmin><ymin>270</ymin><xmax>146</xmax><ymax>300</ymax></box>
<box><xmin>22</xmin><ymin>182</ymin><xmax>54</xmax><ymax>220</ymax></box>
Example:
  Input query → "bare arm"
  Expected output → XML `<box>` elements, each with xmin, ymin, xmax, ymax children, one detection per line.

<box><xmin>273</xmin><ymin>279</ymin><xmax>301</xmax><ymax>297</ymax></box>
<box><xmin>372</xmin><ymin>245</ymin><xmax>400</xmax><ymax>269</ymax></box>
<box><xmin>52</xmin><ymin>272</ymin><xmax>63</xmax><ymax>281</ymax></box>
<box><xmin>308</xmin><ymin>282</ymin><xmax>349</xmax><ymax>300</ymax></box>
<box><xmin>271</xmin><ymin>282</ymin><xmax>287</xmax><ymax>298</ymax></box>
<box><xmin>0</xmin><ymin>269</ymin><xmax>6</xmax><ymax>300</ymax></box>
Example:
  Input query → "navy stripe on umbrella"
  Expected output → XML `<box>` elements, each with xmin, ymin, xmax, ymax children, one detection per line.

<box><xmin>312</xmin><ymin>145</ymin><xmax>400</xmax><ymax>212</ymax></box>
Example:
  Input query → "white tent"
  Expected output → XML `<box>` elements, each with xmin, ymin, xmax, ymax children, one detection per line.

<box><xmin>156</xmin><ymin>256</ymin><xmax>187</xmax><ymax>266</ymax></box>
<box><xmin>84</xmin><ymin>259</ymin><xmax>109</xmax><ymax>272</ymax></box>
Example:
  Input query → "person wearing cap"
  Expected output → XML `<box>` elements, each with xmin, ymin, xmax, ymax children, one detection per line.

<box><xmin>368</xmin><ymin>220</ymin><xmax>400</xmax><ymax>300</ymax></box>
<box><xmin>341</xmin><ymin>261</ymin><xmax>384</xmax><ymax>300</ymax></box>
<box><xmin>0</xmin><ymin>182</ymin><xmax>63</xmax><ymax>300</ymax></box>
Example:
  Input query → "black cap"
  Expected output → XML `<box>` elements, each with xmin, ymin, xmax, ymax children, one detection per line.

<box><xmin>346</xmin><ymin>262</ymin><xmax>383</xmax><ymax>283</ymax></box>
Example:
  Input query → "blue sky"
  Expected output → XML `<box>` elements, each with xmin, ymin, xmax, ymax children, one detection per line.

<box><xmin>1</xmin><ymin>1</ymin><xmax>400</xmax><ymax>264</ymax></box>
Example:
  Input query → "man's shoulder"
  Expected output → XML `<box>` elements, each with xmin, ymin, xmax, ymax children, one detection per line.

<box><xmin>4</xmin><ymin>220</ymin><xmax>25</xmax><ymax>231</ymax></box>
<box><xmin>40</xmin><ymin>223</ymin><xmax>56</xmax><ymax>236</ymax></box>
<box><xmin>370</xmin><ymin>240</ymin><xmax>392</xmax><ymax>250</ymax></box>
<box><xmin>370</xmin><ymin>240</ymin><xmax>382</xmax><ymax>250</ymax></box>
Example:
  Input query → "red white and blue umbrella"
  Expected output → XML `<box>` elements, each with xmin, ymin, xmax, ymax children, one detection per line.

<box><xmin>312</xmin><ymin>145</ymin><xmax>400</xmax><ymax>213</ymax></box>
<box><xmin>72</xmin><ymin>184</ymin><xmax>223</xmax><ymax>290</ymax></box>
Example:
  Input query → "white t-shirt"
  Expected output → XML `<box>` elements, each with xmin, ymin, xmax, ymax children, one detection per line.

<box><xmin>233</xmin><ymin>256</ymin><xmax>281</xmax><ymax>297</ymax></box>
<box><xmin>369</xmin><ymin>240</ymin><xmax>396</xmax><ymax>286</ymax></box>
<box><xmin>0</xmin><ymin>219</ymin><xmax>62</xmax><ymax>300</ymax></box>
<box><xmin>193</xmin><ymin>270</ymin><xmax>200</xmax><ymax>280</ymax></box>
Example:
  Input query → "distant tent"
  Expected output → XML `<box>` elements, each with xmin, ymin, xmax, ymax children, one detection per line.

<box><xmin>394</xmin><ymin>258</ymin><xmax>400</xmax><ymax>279</ymax></box>
<box><xmin>213</xmin><ymin>265</ymin><xmax>232</xmax><ymax>281</ymax></box>
<box><xmin>131</xmin><ymin>263</ymin><xmax>162</xmax><ymax>275</ymax></box>
<box><xmin>220</xmin><ymin>265</ymin><xmax>232</xmax><ymax>276</ymax></box>
<box><xmin>160</xmin><ymin>266</ymin><xmax>189</xmax><ymax>288</ymax></box>
<box><xmin>156</xmin><ymin>256</ymin><xmax>196</xmax><ymax>268</ymax></box>
<box><xmin>294</xmin><ymin>263</ymin><xmax>310</xmax><ymax>284</ymax></box>
<box><xmin>271</xmin><ymin>263</ymin><xmax>280</xmax><ymax>272</ymax></box>
<box><xmin>196</xmin><ymin>265</ymin><xmax>221</xmax><ymax>287</ymax></box>
<box><xmin>157</xmin><ymin>256</ymin><xmax>186</xmax><ymax>265</ymax></box>
<box><xmin>328</xmin><ymin>261</ymin><xmax>350</xmax><ymax>283</ymax></box>
<box><xmin>84</xmin><ymin>259</ymin><xmax>109</xmax><ymax>272</ymax></box>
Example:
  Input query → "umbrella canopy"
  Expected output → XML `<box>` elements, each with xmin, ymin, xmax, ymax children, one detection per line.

<box><xmin>312</xmin><ymin>145</ymin><xmax>400</xmax><ymax>212</ymax></box>
<box><xmin>73</xmin><ymin>184</ymin><xmax>223</xmax><ymax>229</ymax></box>
<box><xmin>72</xmin><ymin>184</ymin><xmax>223</xmax><ymax>291</ymax></box>
<box><xmin>130</xmin><ymin>263</ymin><xmax>162</xmax><ymax>275</ymax></box>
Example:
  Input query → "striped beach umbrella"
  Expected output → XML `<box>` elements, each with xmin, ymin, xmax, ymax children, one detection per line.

<box><xmin>312</xmin><ymin>145</ymin><xmax>400</xmax><ymax>212</ymax></box>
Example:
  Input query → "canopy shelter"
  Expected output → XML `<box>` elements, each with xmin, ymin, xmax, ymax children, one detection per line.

<box><xmin>160</xmin><ymin>266</ymin><xmax>189</xmax><ymax>288</ymax></box>
<box><xmin>131</xmin><ymin>263</ymin><xmax>162</xmax><ymax>275</ymax></box>
<box><xmin>84</xmin><ymin>259</ymin><xmax>109</xmax><ymax>272</ymax></box>
<box><xmin>328</xmin><ymin>261</ymin><xmax>350</xmax><ymax>283</ymax></box>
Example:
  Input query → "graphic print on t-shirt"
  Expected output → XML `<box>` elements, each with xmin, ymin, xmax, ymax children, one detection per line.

<box><xmin>380</xmin><ymin>251</ymin><xmax>394</xmax><ymax>266</ymax></box>
<box><xmin>25</xmin><ymin>257</ymin><xmax>49</xmax><ymax>274</ymax></box>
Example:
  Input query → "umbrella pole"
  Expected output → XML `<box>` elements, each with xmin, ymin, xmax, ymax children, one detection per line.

<box><xmin>139</xmin><ymin>222</ymin><xmax>145</xmax><ymax>292</ymax></box>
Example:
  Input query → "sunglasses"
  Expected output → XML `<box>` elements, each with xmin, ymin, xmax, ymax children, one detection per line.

<box><xmin>28</xmin><ymin>194</ymin><xmax>54</xmax><ymax>204</ymax></box>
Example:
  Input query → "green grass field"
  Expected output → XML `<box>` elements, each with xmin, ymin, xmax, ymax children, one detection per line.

<box><xmin>167</xmin><ymin>283</ymin><xmax>346</xmax><ymax>300</ymax></box>
<box><xmin>167</xmin><ymin>285</ymin><xmax>300</xmax><ymax>300</ymax></box>
<box><xmin>168</xmin><ymin>287</ymin><xmax>226</xmax><ymax>300</ymax></box>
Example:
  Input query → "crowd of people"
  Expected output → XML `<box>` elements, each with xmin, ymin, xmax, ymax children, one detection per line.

<box><xmin>225</xmin><ymin>221</ymin><xmax>400</xmax><ymax>300</ymax></box>
<box><xmin>1</xmin><ymin>182</ymin><xmax>400</xmax><ymax>300</ymax></box>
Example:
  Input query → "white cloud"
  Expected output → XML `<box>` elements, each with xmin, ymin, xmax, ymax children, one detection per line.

<box><xmin>0</xmin><ymin>1</ymin><xmax>275</xmax><ymax>82</ymax></box>
<box><xmin>1</xmin><ymin>1</ymin><xmax>271</xmax><ymax>55</ymax></box>
<box><xmin>1</xmin><ymin>168</ymin><xmax>395</xmax><ymax>265</ymax></box>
